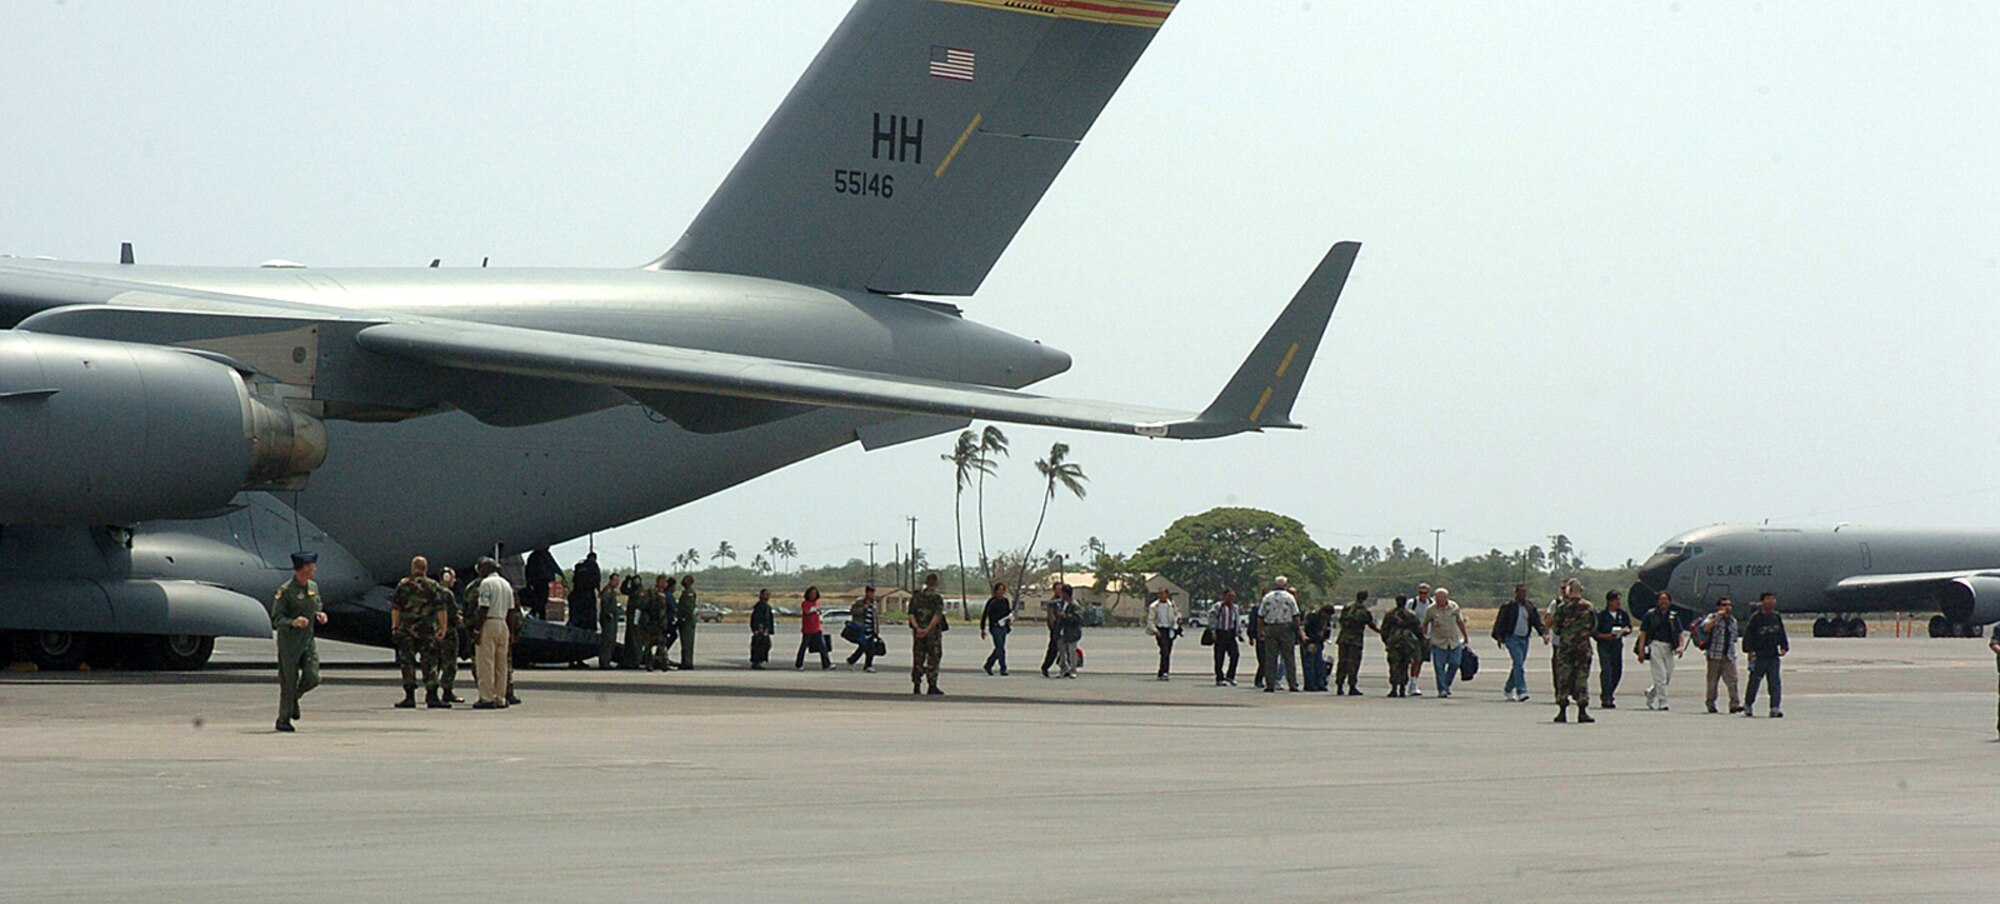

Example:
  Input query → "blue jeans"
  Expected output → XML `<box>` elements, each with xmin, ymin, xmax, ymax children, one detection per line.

<box><xmin>1301</xmin><ymin>644</ymin><xmax>1326</xmax><ymax>690</ymax></box>
<box><xmin>1431</xmin><ymin>645</ymin><xmax>1464</xmax><ymax>695</ymax></box>
<box><xmin>1503</xmin><ymin>635</ymin><xmax>1531</xmax><ymax>696</ymax></box>
<box><xmin>985</xmin><ymin>626</ymin><xmax>1010</xmax><ymax>672</ymax></box>
<box><xmin>1746</xmin><ymin>654</ymin><xmax>1781</xmax><ymax>709</ymax></box>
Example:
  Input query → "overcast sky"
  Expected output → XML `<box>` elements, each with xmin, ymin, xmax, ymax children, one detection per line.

<box><xmin>4</xmin><ymin>1</ymin><xmax>1995</xmax><ymax>578</ymax></box>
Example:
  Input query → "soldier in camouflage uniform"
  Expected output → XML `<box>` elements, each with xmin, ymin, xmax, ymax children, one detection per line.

<box><xmin>390</xmin><ymin>556</ymin><xmax>453</xmax><ymax>709</ymax></box>
<box><xmin>272</xmin><ymin>552</ymin><xmax>326</xmax><ymax>732</ymax></box>
<box><xmin>598</xmin><ymin>571</ymin><xmax>624</xmax><ymax>669</ymax></box>
<box><xmin>436</xmin><ymin>567</ymin><xmax>466</xmax><ymax>704</ymax></box>
<box><xmin>1549</xmin><ymin>578</ymin><xmax>1596</xmax><ymax>724</ymax></box>
<box><xmin>909</xmin><ymin>572</ymin><xmax>947</xmax><ymax>696</ymax></box>
<box><xmin>1379</xmin><ymin>595</ymin><xmax>1422</xmax><ymax>698</ymax></box>
<box><xmin>1333</xmin><ymin>590</ymin><xmax>1378</xmax><ymax>696</ymax></box>
<box><xmin>637</xmin><ymin>575</ymin><xmax>673</xmax><ymax>671</ymax></box>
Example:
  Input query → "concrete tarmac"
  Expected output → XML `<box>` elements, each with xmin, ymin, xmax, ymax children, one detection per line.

<box><xmin>3</xmin><ymin>629</ymin><xmax>1996</xmax><ymax>902</ymax></box>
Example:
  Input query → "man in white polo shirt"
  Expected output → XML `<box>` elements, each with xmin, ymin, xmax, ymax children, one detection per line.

<box><xmin>1258</xmin><ymin>577</ymin><xmax>1303</xmax><ymax>693</ymax></box>
<box><xmin>471</xmin><ymin>557</ymin><xmax>517</xmax><ymax>710</ymax></box>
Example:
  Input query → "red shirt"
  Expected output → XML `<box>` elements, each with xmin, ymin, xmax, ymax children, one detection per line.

<box><xmin>800</xmin><ymin>598</ymin><xmax>822</xmax><ymax>634</ymax></box>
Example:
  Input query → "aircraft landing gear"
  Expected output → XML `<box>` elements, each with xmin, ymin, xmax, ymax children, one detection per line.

<box><xmin>135</xmin><ymin>634</ymin><xmax>215</xmax><ymax>671</ymax></box>
<box><xmin>15</xmin><ymin>630</ymin><xmax>89</xmax><ymax>670</ymax></box>
<box><xmin>1814</xmin><ymin>616</ymin><xmax>1869</xmax><ymax>638</ymax></box>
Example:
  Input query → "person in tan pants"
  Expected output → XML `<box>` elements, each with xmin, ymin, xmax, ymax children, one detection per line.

<box><xmin>470</xmin><ymin>557</ymin><xmax>516</xmax><ymax>710</ymax></box>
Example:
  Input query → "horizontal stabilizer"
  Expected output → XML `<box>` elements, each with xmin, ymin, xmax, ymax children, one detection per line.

<box><xmin>356</xmin><ymin>241</ymin><xmax>1358</xmax><ymax>440</ymax></box>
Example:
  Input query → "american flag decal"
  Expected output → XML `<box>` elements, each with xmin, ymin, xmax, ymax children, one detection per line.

<box><xmin>929</xmin><ymin>46</ymin><xmax>975</xmax><ymax>81</ymax></box>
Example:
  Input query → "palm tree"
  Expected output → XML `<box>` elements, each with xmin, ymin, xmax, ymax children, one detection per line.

<box><xmin>712</xmin><ymin>541</ymin><xmax>736</xmax><ymax>566</ymax></box>
<box><xmin>676</xmin><ymin>548</ymin><xmax>702</xmax><ymax>571</ymax></box>
<box><xmin>975</xmin><ymin>425</ymin><xmax>1009</xmax><ymax>584</ymax></box>
<box><xmin>751</xmin><ymin>554</ymin><xmax>772</xmax><ymax>576</ymax></box>
<box><xmin>1014</xmin><ymin>442</ymin><xmax>1087</xmax><ymax>597</ymax></box>
<box><xmin>944</xmin><ymin>430</ymin><xmax>993</xmax><ymax>613</ymax></box>
<box><xmin>763</xmin><ymin>537</ymin><xmax>784</xmax><ymax>575</ymax></box>
<box><xmin>778</xmin><ymin>539</ymin><xmax>798</xmax><ymax>575</ymax></box>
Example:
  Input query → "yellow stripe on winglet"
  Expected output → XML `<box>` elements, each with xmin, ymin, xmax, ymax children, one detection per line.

<box><xmin>930</xmin><ymin>0</ymin><xmax>1176</xmax><ymax>29</ymax></box>
<box><xmin>935</xmin><ymin>113</ymin><xmax>982</xmax><ymax>179</ymax></box>
<box><xmin>1273</xmin><ymin>341</ymin><xmax>1299</xmax><ymax>379</ymax></box>
<box><xmin>1249</xmin><ymin>386</ymin><xmax>1274</xmax><ymax>422</ymax></box>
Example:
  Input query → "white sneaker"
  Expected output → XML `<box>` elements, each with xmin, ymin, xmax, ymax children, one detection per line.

<box><xmin>1410</xmin><ymin>686</ymin><xmax>1424</xmax><ymax>697</ymax></box>
<box><xmin>1644</xmin><ymin>688</ymin><xmax>1657</xmax><ymax>710</ymax></box>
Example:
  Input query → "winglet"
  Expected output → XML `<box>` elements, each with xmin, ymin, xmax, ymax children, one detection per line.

<box><xmin>1166</xmin><ymin>241</ymin><xmax>1359</xmax><ymax>439</ymax></box>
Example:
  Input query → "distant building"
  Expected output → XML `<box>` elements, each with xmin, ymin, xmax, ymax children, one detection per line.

<box><xmin>1047</xmin><ymin>572</ymin><xmax>1188</xmax><ymax>624</ymax></box>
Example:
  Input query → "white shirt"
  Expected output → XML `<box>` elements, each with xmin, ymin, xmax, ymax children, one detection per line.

<box><xmin>1257</xmin><ymin>589</ymin><xmax>1299</xmax><ymax>624</ymax></box>
<box><xmin>1147</xmin><ymin>598</ymin><xmax>1177</xmax><ymax>630</ymax></box>
<box><xmin>1411</xmin><ymin>595</ymin><xmax>1433</xmax><ymax>626</ymax></box>
<box><xmin>477</xmin><ymin>574</ymin><xmax>516</xmax><ymax>623</ymax></box>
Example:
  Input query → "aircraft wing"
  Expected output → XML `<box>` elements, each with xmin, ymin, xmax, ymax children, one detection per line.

<box><xmin>1829</xmin><ymin>570</ymin><xmax>2000</xmax><ymax>595</ymax></box>
<box><xmin>359</xmin><ymin>242</ymin><xmax>1360</xmax><ymax>440</ymax></box>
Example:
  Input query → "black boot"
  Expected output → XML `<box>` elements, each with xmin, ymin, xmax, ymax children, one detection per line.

<box><xmin>1577</xmin><ymin>703</ymin><xmax>1594</xmax><ymax>724</ymax></box>
<box><xmin>395</xmin><ymin>688</ymin><xmax>417</xmax><ymax>709</ymax></box>
<box><xmin>426</xmin><ymin>688</ymin><xmax>450</xmax><ymax>709</ymax></box>
<box><xmin>927</xmin><ymin>682</ymin><xmax>944</xmax><ymax>696</ymax></box>
<box><xmin>275</xmin><ymin>718</ymin><xmax>294</xmax><ymax>732</ymax></box>
<box><xmin>912</xmin><ymin>680</ymin><xmax>923</xmax><ymax>695</ymax></box>
<box><xmin>1553</xmin><ymin>703</ymin><xmax>1568</xmax><ymax>723</ymax></box>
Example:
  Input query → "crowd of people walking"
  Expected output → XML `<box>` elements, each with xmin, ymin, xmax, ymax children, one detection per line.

<box><xmin>271</xmin><ymin>548</ymin><xmax>1807</xmax><ymax>729</ymax></box>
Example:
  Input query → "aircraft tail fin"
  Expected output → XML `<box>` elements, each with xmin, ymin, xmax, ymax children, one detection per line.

<box><xmin>1169</xmin><ymin>242</ymin><xmax>1360</xmax><ymax>438</ymax></box>
<box><xmin>650</xmin><ymin>0</ymin><xmax>1180</xmax><ymax>296</ymax></box>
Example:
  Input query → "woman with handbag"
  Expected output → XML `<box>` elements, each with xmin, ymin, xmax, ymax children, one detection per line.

<box><xmin>796</xmin><ymin>586</ymin><xmax>832</xmax><ymax>670</ymax></box>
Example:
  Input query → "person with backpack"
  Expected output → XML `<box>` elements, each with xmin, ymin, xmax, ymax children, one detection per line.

<box><xmin>1052</xmin><ymin>586</ymin><xmax>1084</xmax><ymax>679</ymax></box>
<box><xmin>1699</xmin><ymin>596</ymin><xmax>1743</xmax><ymax>714</ymax></box>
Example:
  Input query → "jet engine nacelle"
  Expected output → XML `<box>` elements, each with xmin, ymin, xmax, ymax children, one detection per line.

<box><xmin>0</xmin><ymin>332</ymin><xmax>325</xmax><ymax>525</ymax></box>
<box><xmin>1940</xmin><ymin>576</ymin><xmax>2000</xmax><ymax>627</ymax></box>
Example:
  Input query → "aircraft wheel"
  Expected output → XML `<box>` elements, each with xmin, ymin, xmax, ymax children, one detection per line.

<box><xmin>1812</xmin><ymin>617</ymin><xmax>1831</xmax><ymax>638</ymax></box>
<box><xmin>20</xmin><ymin>631</ymin><xmax>88</xmax><ymax>671</ymax></box>
<box><xmin>1928</xmin><ymin>615</ymin><xmax>1948</xmax><ymax>638</ymax></box>
<box><xmin>1849</xmin><ymin>618</ymin><xmax>1866</xmax><ymax>638</ymax></box>
<box><xmin>1964</xmin><ymin>622</ymin><xmax>1982</xmax><ymax>639</ymax></box>
<box><xmin>137</xmin><ymin>634</ymin><xmax>215</xmax><ymax>671</ymax></box>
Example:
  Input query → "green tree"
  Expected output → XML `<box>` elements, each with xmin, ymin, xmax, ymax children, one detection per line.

<box><xmin>1132</xmin><ymin>507</ymin><xmax>1341</xmax><ymax>604</ymax></box>
<box><xmin>712</xmin><ymin>541</ymin><xmax>736</xmax><ymax>565</ymax></box>
<box><xmin>974</xmin><ymin>425</ymin><xmax>1009</xmax><ymax>584</ymax></box>
<box><xmin>1014</xmin><ymin>443</ymin><xmax>1087</xmax><ymax>599</ymax></box>
<box><xmin>944</xmin><ymin>430</ymin><xmax>993</xmax><ymax>610</ymax></box>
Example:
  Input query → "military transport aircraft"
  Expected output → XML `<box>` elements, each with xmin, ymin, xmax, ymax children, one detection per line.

<box><xmin>0</xmin><ymin>0</ymin><xmax>1360</xmax><ymax>669</ymax></box>
<box><xmin>1632</xmin><ymin>524</ymin><xmax>2000</xmax><ymax>639</ymax></box>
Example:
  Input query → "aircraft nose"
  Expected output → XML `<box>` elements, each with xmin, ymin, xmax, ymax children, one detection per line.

<box><xmin>1632</xmin><ymin>553</ymin><xmax>1684</xmax><ymax>602</ymax></box>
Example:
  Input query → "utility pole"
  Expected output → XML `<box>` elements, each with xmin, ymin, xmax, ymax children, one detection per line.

<box><xmin>864</xmin><ymin>541</ymin><xmax>879</xmax><ymax>587</ymax></box>
<box><xmin>892</xmin><ymin>543</ymin><xmax>901</xmax><ymax>590</ymax></box>
<box><xmin>906</xmin><ymin>516</ymin><xmax>919</xmax><ymax>592</ymax></box>
<box><xmin>626</xmin><ymin>544</ymin><xmax>641</xmax><ymax>574</ymax></box>
<box><xmin>1429</xmin><ymin>528</ymin><xmax>1445</xmax><ymax>581</ymax></box>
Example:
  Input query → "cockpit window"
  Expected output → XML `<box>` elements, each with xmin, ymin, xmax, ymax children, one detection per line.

<box><xmin>1657</xmin><ymin>543</ymin><xmax>1686</xmax><ymax>556</ymax></box>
